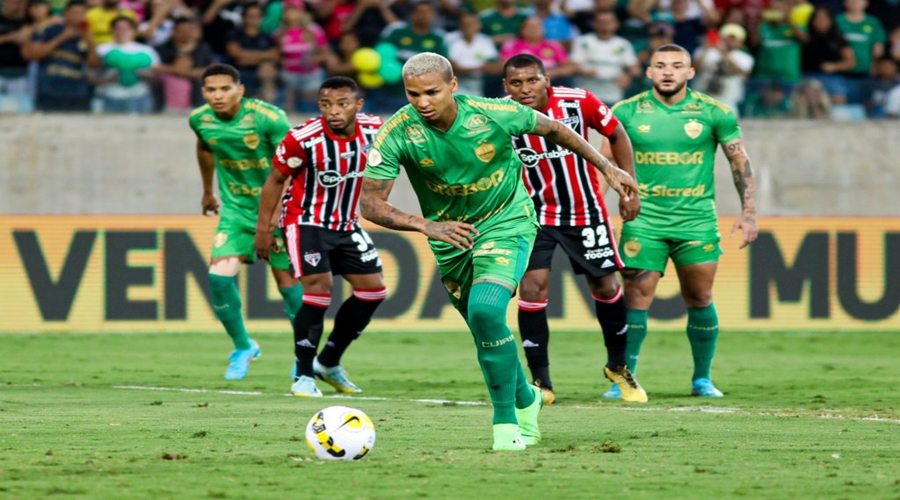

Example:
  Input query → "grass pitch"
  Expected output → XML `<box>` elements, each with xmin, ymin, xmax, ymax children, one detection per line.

<box><xmin>2</xmin><ymin>330</ymin><xmax>900</xmax><ymax>499</ymax></box>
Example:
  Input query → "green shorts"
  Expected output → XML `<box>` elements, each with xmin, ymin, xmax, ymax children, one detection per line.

<box><xmin>618</xmin><ymin>226</ymin><xmax>722</xmax><ymax>275</ymax></box>
<box><xmin>432</xmin><ymin>223</ymin><xmax>537</xmax><ymax>311</ymax></box>
<box><xmin>211</xmin><ymin>213</ymin><xmax>290</xmax><ymax>271</ymax></box>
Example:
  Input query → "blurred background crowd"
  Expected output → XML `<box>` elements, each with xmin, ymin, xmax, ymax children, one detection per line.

<box><xmin>1</xmin><ymin>0</ymin><xmax>899</xmax><ymax>118</ymax></box>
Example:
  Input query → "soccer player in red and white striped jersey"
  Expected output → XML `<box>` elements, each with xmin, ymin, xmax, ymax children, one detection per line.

<box><xmin>254</xmin><ymin>76</ymin><xmax>387</xmax><ymax>397</ymax></box>
<box><xmin>503</xmin><ymin>53</ymin><xmax>647</xmax><ymax>403</ymax></box>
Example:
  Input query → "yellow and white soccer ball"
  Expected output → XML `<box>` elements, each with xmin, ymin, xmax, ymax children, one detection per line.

<box><xmin>305</xmin><ymin>406</ymin><xmax>376</xmax><ymax>461</ymax></box>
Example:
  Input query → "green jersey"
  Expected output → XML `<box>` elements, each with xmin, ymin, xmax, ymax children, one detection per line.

<box><xmin>754</xmin><ymin>22</ymin><xmax>804</xmax><ymax>82</ymax></box>
<box><xmin>836</xmin><ymin>14</ymin><xmax>886</xmax><ymax>75</ymax></box>
<box><xmin>365</xmin><ymin>95</ymin><xmax>539</xmax><ymax>234</ymax></box>
<box><xmin>381</xmin><ymin>24</ymin><xmax>448</xmax><ymax>62</ymax></box>
<box><xmin>612</xmin><ymin>89</ymin><xmax>741</xmax><ymax>237</ymax></box>
<box><xmin>189</xmin><ymin>98</ymin><xmax>291</xmax><ymax>223</ymax></box>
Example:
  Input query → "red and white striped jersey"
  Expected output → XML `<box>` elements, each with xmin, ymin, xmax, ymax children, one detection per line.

<box><xmin>510</xmin><ymin>86</ymin><xmax>619</xmax><ymax>227</ymax></box>
<box><xmin>273</xmin><ymin>113</ymin><xmax>383</xmax><ymax>231</ymax></box>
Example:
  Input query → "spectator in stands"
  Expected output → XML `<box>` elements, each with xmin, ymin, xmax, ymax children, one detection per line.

<box><xmin>638</xmin><ymin>21</ymin><xmax>675</xmax><ymax>69</ymax></box>
<box><xmin>694</xmin><ymin>23</ymin><xmax>754</xmax><ymax>115</ymax></box>
<box><xmin>334</xmin><ymin>0</ymin><xmax>400</xmax><ymax>48</ymax></box>
<box><xmin>155</xmin><ymin>16</ymin><xmax>212</xmax><ymax>111</ymax></box>
<box><xmin>25</xmin><ymin>0</ymin><xmax>59</xmax><ymax>34</ymax></box>
<box><xmin>226</xmin><ymin>3</ymin><xmax>279</xmax><ymax>103</ymax></box>
<box><xmin>94</xmin><ymin>15</ymin><xmax>160</xmax><ymax>113</ymax></box>
<box><xmin>447</xmin><ymin>11</ymin><xmax>499</xmax><ymax>96</ymax></box>
<box><xmin>802</xmin><ymin>7</ymin><xmax>855</xmax><ymax>105</ymax></box>
<box><xmin>570</xmin><ymin>9</ymin><xmax>640</xmax><ymax>104</ymax></box>
<box><xmin>21</xmin><ymin>0</ymin><xmax>97</xmax><ymax>111</ymax></box>
<box><xmin>278</xmin><ymin>0</ymin><xmax>328</xmax><ymax>112</ymax></box>
<box><xmin>323</xmin><ymin>30</ymin><xmax>358</xmax><ymax>77</ymax></box>
<box><xmin>533</xmin><ymin>0</ymin><xmax>577</xmax><ymax>50</ymax></box>
<box><xmin>668</xmin><ymin>0</ymin><xmax>719</xmax><ymax>55</ymax></box>
<box><xmin>889</xmin><ymin>27</ymin><xmax>900</xmax><ymax>63</ymax></box>
<box><xmin>560</xmin><ymin>0</ymin><xmax>596</xmax><ymax>35</ymax></box>
<box><xmin>749</xmin><ymin>0</ymin><xmax>806</xmax><ymax>89</ymax></box>
<box><xmin>790</xmin><ymin>78</ymin><xmax>832</xmax><ymax>118</ymax></box>
<box><xmin>140</xmin><ymin>0</ymin><xmax>194</xmax><ymax>47</ymax></box>
<box><xmin>499</xmin><ymin>16</ymin><xmax>575</xmax><ymax>79</ymax></box>
<box><xmin>199</xmin><ymin>0</ymin><xmax>242</xmax><ymax>56</ymax></box>
<box><xmin>866</xmin><ymin>57</ymin><xmax>899</xmax><ymax>117</ymax></box>
<box><xmin>479</xmin><ymin>0</ymin><xmax>529</xmax><ymax>48</ymax></box>
<box><xmin>381</xmin><ymin>0</ymin><xmax>447</xmax><ymax>62</ymax></box>
<box><xmin>836</xmin><ymin>0</ymin><xmax>885</xmax><ymax>102</ymax></box>
<box><xmin>86</xmin><ymin>0</ymin><xmax>136</xmax><ymax>44</ymax></box>
<box><xmin>0</xmin><ymin>0</ymin><xmax>31</xmax><ymax>109</ymax></box>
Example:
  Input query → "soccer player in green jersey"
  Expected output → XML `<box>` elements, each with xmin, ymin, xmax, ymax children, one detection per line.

<box><xmin>602</xmin><ymin>45</ymin><xmax>758</xmax><ymax>399</ymax></box>
<box><xmin>189</xmin><ymin>63</ymin><xmax>304</xmax><ymax>380</ymax></box>
<box><xmin>359</xmin><ymin>53</ymin><xmax>639</xmax><ymax>451</ymax></box>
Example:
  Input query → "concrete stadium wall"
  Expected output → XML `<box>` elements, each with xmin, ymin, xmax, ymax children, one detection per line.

<box><xmin>1</xmin><ymin>114</ymin><xmax>898</xmax><ymax>216</ymax></box>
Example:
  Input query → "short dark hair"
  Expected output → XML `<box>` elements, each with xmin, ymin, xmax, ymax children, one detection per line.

<box><xmin>111</xmin><ymin>15</ymin><xmax>137</xmax><ymax>30</ymax></box>
<box><xmin>202</xmin><ymin>63</ymin><xmax>241</xmax><ymax>85</ymax></box>
<box><xmin>319</xmin><ymin>76</ymin><xmax>360</xmax><ymax>96</ymax></box>
<box><xmin>64</xmin><ymin>0</ymin><xmax>85</xmax><ymax>9</ymax></box>
<box><xmin>652</xmin><ymin>43</ymin><xmax>691</xmax><ymax>58</ymax></box>
<box><xmin>503</xmin><ymin>53</ymin><xmax>546</xmax><ymax>78</ymax></box>
<box><xmin>172</xmin><ymin>16</ymin><xmax>198</xmax><ymax>27</ymax></box>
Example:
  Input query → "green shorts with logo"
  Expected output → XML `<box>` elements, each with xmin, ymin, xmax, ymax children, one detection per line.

<box><xmin>431</xmin><ymin>222</ymin><xmax>537</xmax><ymax>311</ymax></box>
<box><xmin>618</xmin><ymin>226</ymin><xmax>722</xmax><ymax>275</ymax></box>
<box><xmin>211</xmin><ymin>211</ymin><xmax>290</xmax><ymax>270</ymax></box>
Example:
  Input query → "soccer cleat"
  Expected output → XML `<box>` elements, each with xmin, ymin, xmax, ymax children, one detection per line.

<box><xmin>313</xmin><ymin>358</ymin><xmax>362</xmax><ymax>393</ymax></box>
<box><xmin>290</xmin><ymin>375</ymin><xmax>323</xmax><ymax>397</ymax></box>
<box><xmin>604</xmin><ymin>366</ymin><xmax>648</xmax><ymax>403</ymax></box>
<box><xmin>224</xmin><ymin>340</ymin><xmax>261</xmax><ymax>380</ymax></box>
<box><xmin>491</xmin><ymin>423</ymin><xmax>526</xmax><ymax>451</ymax></box>
<box><xmin>515</xmin><ymin>384</ymin><xmax>544</xmax><ymax>446</ymax></box>
<box><xmin>601</xmin><ymin>383</ymin><xmax>621</xmax><ymax>399</ymax></box>
<box><xmin>691</xmin><ymin>378</ymin><xmax>724</xmax><ymax>397</ymax></box>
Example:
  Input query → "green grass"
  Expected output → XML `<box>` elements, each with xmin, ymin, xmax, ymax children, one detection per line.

<box><xmin>2</xmin><ymin>330</ymin><xmax>900</xmax><ymax>499</ymax></box>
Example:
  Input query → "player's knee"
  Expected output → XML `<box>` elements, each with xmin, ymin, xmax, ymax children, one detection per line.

<box><xmin>209</xmin><ymin>257</ymin><xmax>241</xmax><ymax>277</ymax></box>
<box><xmin>518</xmin><ymin>278</ymin><xmax>548</xmax><ymax>302</ymax></box>
<box><xmin>467</xmin><ymin>301</ymin><xmax>507</xmax><ymax>335</ymax></box>
<box><xmin>588</xmin><ymin>274</ymin><xmax>620</xmax><ymax>299</ymax></box>
<box><xmin>682</xmin><ymin>290</ymin><xmax>713</xmax><ymax>309</ymax></box>
<box><xmin>301</xmin><ymin>273</ymin><xmax>333</xmax><ymax>294</ymax></box>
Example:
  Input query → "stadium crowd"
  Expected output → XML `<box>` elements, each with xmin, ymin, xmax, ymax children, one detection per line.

<box><xmin>1</xmin><ymin>0</ymin><xmax>899</xmax><ymax>117</ymax></box>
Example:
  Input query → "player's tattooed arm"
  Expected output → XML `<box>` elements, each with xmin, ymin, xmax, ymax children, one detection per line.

<box><xmin>722</xmin><ymin>136</ymin><xmax>758</xmax><ymax>248</ymax></box>
<box><xmin>196</xmin><ymin>139</ymin><xmax>219</xmax><ymax>215</ymax></box>
<box><xmin>360</xmin><ymin>178</ymin><xmax>479</xmax><ymax>250</ymax></box>
<box><xmin>531</xmin><ymin>112</ymin><xmax>639</xmax><ymax>202</ymax></box>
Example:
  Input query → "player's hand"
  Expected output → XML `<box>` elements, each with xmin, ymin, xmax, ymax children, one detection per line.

<box><xmin>201</xmin><ymin>192</ymin><xmax>220</xmax><ymax>215</ymax></box>
<box><xmin>603</xmin><ymin>166</ymin><xmax>640</xmax><ymax>203</ymax></box>
<box><xmin>731</xmin><ymin>213</ymin><xmax>758</xmax><ymax>249</ymax></box>
<box><xmin>254</xmin><ymin>230</ymin><xmax>276</xmax><ymax>261</ymax></box>
<box><xmin>423</xmin><ymin>221</ymin><xmax>479</xmax><ymax>251</ymax></box>
<box><xmin>618</xmin><ymin>194</ymin><xmax>641</xmax><ymax>222</ymax></box>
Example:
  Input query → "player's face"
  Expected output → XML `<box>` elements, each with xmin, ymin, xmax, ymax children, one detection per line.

<box><xmin>318</xmin><ymin>87</ymin><xmax>362</xmax><ymax>136</ymax></box>
<box><xmin>202</xmin><ymin>74</ymin><xmax>245</xmax><ymax>115</ymax></box>
<box><xmin>646</xmin><ymin>50</ymin><xmax>694</xmax><ymax>98</ymax></box>
<box><xmin>404</xmin><ymin>71</ymin><xmax>458</xmax><ymax>124</ymax></box>
<box><xmin>503</xmin><ymin>64</ymin><xmax>550</xmax><ymax>111</ymax></box>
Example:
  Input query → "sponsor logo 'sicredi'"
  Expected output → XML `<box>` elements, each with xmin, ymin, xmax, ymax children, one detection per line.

<box><xmin>1</xmin><ymin>216</ymin><xmax>898</xmax><ymax>332</ymax></box>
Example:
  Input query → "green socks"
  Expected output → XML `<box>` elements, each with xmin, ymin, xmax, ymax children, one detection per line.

<box><xmin>467</xmin><ymin>282</ymin><xmax>528</xmax><ymax>425</ymax></box>
<box><xmin>278</xmin><ymin>284</ymin><xmax>304</xmax><ymax>323</ymax></box>
<box><xmin>625</xmin><ymin>308</ymin><xmax>649</xmax><ymax>373</ymax></box>
<box><xmin>209</xmin><ymin>274</ymin><xmax>251</xmax><ymax>350</ymax></box>
<box><xmin>687</xmin><ymin>304</ymin><xmax>719</xmax><ymax>381</ymax></box>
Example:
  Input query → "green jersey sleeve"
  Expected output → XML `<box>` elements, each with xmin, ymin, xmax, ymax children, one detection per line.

<box><xmin>713</xmin><ymin>105</ymin><xmax>742</xmax><ymax>145</ymax></box>
<box><xmin>265</xmin><ymin>107</ymin><xmax>291</xmax><ymax>150</ymax></box>
<box><xmin>482</xmin><ymin>97</ymin><xmax>538</xmax><ymax>136</ymax></box>
<box><xmin>365</xmin><ymin>110</ymin><xmax>409</xmax><ymax>180</ymax></box>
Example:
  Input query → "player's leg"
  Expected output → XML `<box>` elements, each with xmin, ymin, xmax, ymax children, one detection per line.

<box><xmin>269</xmin><ymin>228</ymin><xmax>304</xmax><ymax>323</ymax></box>
<box><xmin>517</xmin><ymin>228</ymin><xmax>556</xmax><ymax>403</ymax></box>
<box><xmin>672</xmin><ymin>238</ymin><xmax>723</xmax><ymax>396</ymax></box>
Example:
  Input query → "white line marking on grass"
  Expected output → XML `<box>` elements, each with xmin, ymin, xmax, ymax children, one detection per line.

<box><xmin>114</xmin><ymin>385</ymin><xmax>265</xmax><ymax>395</ymax></box>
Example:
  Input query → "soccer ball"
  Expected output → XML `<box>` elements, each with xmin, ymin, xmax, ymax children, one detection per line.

<box><xmin>305</xmin><ymin>406</ymin><xmax>376</xmax><ymax>461</ymax></box>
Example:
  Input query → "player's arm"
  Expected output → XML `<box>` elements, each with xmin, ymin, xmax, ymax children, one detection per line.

<box><xmin>606</xmin><ymin>123</ymin><xmax>641</xmax><ymax>221</ymax></box>
<box><xmin>531</xmin><ymin>112</ymin><xmax>638</xmax><ymax>202</ymax></box>
<box><xmin>196</xmin><ymin>139</ymin><xmax>219</xmax><ymax>215</ymax></box>
<box><xmin>254</xmin><ymin>167</ymin><xmax>289</xmax><ymax>261</ymax></box>
<box><xmin>722</xmin><ymin>136</ymin><xmax>758</xmax><ymax>249</ymax></box>
<box><xmin>359</xmin><ymin>178</ymin><xmax>478</xmax><ymax>251</ymax></box>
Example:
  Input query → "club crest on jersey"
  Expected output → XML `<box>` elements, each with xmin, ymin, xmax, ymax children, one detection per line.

<box><xmin>624</xmin><ymin>240</ymin><xmax>641</xmax><ymax>257</ymax></box>
<box><xmin>243</xmin><ymin>132</ymin><xmax>260</xmax><ymax>149</ymax></box>
<box><xmin>475</xmin><ymin>143</ymin><xmax>496</xmax><ymax>163</ymax></box>
<box><xmin>684</xmin><ymin>120</ymin><xmax>703</xmax><ymax>139</ymax></box>
<box><xmin>559</xmin><ymin>115</ymin><xmax>580</xmax><ymax>129</ymax></box>
<box><xmin>304</xmin><ymin>250</ymin><xmax>321</xmax><ymax>267</ymax></box>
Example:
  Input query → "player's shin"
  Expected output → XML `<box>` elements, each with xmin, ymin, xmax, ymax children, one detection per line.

<box><xmin>518</xmin><ymin>299</ymin><xmax>552</xmax><ymax>390</ymax></box>
<box><xmin>594</xmin><ymin>286</ymin><xmax>628</xmax><ymax>369</ymax></box>
<box><xmin>687</xmin><ymin>304</ymin><xmax>719</xmax><ymax>381</ymax></box>
<box><xmin>468</xmin><ymin>282</ymin><xmax>520</xmax><ymax>425</ymax></box>
<box><xmin>209</xmin><ymin>274</ymin><xmax>251</xmax><ymax>350</ymax></box>
<box><xmin>317</xmin><ymin>287</ymin><xmax>387</xmax><ymax>367</ymax></box>
<box><xmin>625</xmin><ymin>308</ymin><xmax>649</xmax><ymax>373</ymax></box>
<box><xmin>293</xmin><ymin>293</ymin><xmax>331</xmax><ymax>378</ymax></box>
<box><xmin>278</xmin><ymin>284</ymin><xmax>304</xmax><ymax>323</ymax></box>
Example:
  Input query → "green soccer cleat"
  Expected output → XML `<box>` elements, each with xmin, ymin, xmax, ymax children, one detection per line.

<box><xmin>492</xmin><ymin>423</ymin><xmax>526</xmax><ymax>452</ymax></box>
<box><xmin>515</xmin><ymin>384</ymin><xmax>544</xmax><ymax>446</ymax></box>
<box><xmin>313</xmin><ymin>358</ymin><xmax>362</xmax><ymax>393</ymax></box>
<box><xmin>604</xmin><ymin>365</ymin><xmax>648</xmax><ymax>403</ymax></box>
